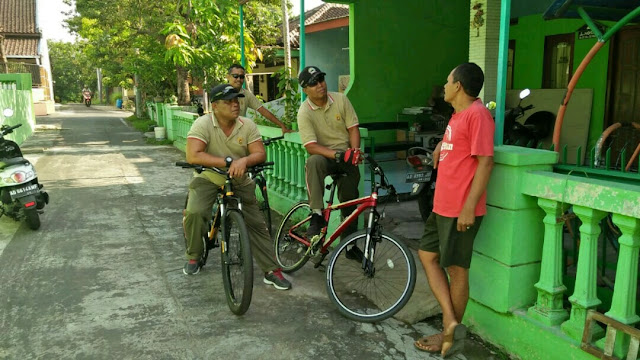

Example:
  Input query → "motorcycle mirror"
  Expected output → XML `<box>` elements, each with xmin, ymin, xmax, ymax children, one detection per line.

<box><xmin>519</xmin><ymin>89</ymin><xmax>531</xmax><ymax>100</ymax></box>
<box><xmin>2</xmin><ymin>108</ymin><xmax>14</xmax><ymax>118</ymax></box>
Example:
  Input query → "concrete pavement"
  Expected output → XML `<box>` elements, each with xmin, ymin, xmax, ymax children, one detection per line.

<box><xmin>0</xmin><ymin>104</ymin><xmax>507</xmax><ymax>359</ymax></box>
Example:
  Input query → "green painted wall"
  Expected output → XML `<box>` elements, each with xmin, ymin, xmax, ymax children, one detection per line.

<box><xmin>509</xmin><ymin>15</ymin><xmax>614</xmax><ymax>150</ymax></box>
<box><xmin>305</xmin><ymin>27</ymin><xmax>350</xmax><ymax>93</ymax></box>
<box><xmin>346</xmin><ymin>0</ymin><xmax>470</xmax><ymax>125</ymax></box>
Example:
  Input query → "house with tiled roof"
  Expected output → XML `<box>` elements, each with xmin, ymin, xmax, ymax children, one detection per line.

<box><xmin>0</xmin><ymin>0</ymin><xmax>55</xmax><ymax>114</ymax></box>
<box><xmin>249</xmin><ymin>2</ymin><xmax>350</xmax><ymax>101</ymax></box>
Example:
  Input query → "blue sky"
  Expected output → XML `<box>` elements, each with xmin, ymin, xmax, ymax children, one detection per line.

<box><xmin>39</xmin><ymin>0</ymin><xmax>327</xmax><ymax>43</ymax></box>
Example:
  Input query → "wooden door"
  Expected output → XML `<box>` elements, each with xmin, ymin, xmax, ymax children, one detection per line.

<box><xmin>606</xmin><ymin>25</ymin><xmax>640</xmax><ymax>170</ymax></box>
<box><xmin>608</xmin><ymin>26</ymin><xmax>640</xmax><ymax>126</ymax></box>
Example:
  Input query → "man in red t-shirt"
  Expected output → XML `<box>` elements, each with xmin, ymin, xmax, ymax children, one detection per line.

<box><xmin>414</xmin><ymin>63</ymin><xmax>495</xmax><ymax>357</ymax></box>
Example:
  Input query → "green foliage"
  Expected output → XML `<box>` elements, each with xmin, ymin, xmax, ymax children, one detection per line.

<box><xmin>109</xmin><ymin>91</ymin><xmax>122</xmax><ymax>105</ymax></box>
<box><xmin>63</xmin><ymin>0</ymin><xmax>286</xmax><ymax>106</ymax></box>
<box><xmin>274</xmin><ymin>66</ymin><xmax>300</xmax><ymax>127</ymax></box>
<box><xmin>48</xmin><ymin>40</ymin><xmax>98</xmax><ymax>103</ymax></box>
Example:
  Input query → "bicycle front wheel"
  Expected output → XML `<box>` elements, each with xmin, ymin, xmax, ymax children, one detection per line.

<box><xmin>221</xmin><ymin>210</ymin><xmax>253</xmax><ymax>315</ymax></box>
<box><xmin>274</xmin><ymin>202</ymin><xmax>312</xmax><ymax>273</ymax></box>
<box><xmin>326</xmin><ymin>230</ymin><xmax>416</xmax><ymax>323</ymax></box>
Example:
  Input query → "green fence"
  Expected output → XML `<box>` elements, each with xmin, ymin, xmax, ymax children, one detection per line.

<box><xmin>0</xmin><ymin>74</ymin><xmax>35</xmax><ymax>145</ymax></box>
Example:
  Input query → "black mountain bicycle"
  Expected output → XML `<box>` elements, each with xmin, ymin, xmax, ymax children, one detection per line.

<box><xmin>178</xmin><ymin>161</ymin><xmax>273</xmax><ymax>315</ymax></box>
<box><xmin>252</xmin><ymin>135</ymin><xmax>283</xmax><ymax>236</ymax></box>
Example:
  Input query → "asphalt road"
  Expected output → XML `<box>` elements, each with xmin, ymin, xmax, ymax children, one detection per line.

<box><xmin>0</xmin><ymin>104</ymin><xmax>503</xmax><ymax>360</ymax></box>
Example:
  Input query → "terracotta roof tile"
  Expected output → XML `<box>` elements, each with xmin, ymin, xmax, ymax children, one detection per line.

<box><xmin>4</xmin><ymin>37</ymin><xmax>38</xmax><ymax>56</ymax></box>
<box><xmin>0</xmin><ymin>0</ymin><xmax>38</xmax><ymax>34</ymax></box>
<box><xmin>283</xmin><ymin>3</ymin><xmax>349</xmax><ymax>47</ymax></box>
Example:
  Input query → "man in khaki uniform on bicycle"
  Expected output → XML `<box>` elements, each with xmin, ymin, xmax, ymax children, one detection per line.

<box><xmin>297</xmin><ymin>66</ymin><xmax>363</xmax><ymax>263</ymax></box>
<box><xmin>182</xmin><ymin>83</ymin><xmax>291</xmax><ymax>290</ymax></box>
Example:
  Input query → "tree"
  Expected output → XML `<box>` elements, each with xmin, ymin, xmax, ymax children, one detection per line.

<box><xmin>64</xmin><ymin>0</ymin><xmax>286</xmax><ymax>105</ymax></box>
<box><xmin>48</xmin><ymin>40</ymin><xmax>97</xmax><ymax>103</ymax></box>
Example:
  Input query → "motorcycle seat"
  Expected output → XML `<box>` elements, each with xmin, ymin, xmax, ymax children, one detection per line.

<box><xmin>0</xmin><ymin>157</ymin><xmax>30</xmax><ymax>169</ymax></box>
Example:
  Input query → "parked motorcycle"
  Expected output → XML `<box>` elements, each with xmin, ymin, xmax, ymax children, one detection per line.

<box><xmin>83</xmin><ymin>91</ymin><xmax>92</xmax><ymax>107</ymax></box>
<box><xmin>502</xmin><ymin>89</ymin><xmax>554</xmax><ymax>148</ymax></box>
<box><xmin>406</xmin><ymin>137</ymin><xmax>441</xmax><ymax>221</ymax></box>
<box><xmin>0</xmin><ymin>108</ymin><xmax>49</xmax><ymax>229</ymax></box>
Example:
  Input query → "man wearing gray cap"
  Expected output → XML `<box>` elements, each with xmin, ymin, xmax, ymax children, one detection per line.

<box><xmin>182</xmin><ymin>83</ymin><xmax>291</xmax><ymax>291</ymax></box>
<box><xmin>297</xmin><ymin>66</ymin><xmax>363</xmax><ymax>264</ymax></box>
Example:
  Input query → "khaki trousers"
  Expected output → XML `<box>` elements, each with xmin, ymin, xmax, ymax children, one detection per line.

<box><xmin>305</xmin><ymin>155</ymin><xmax>360</xmax><ymax>238</ymax></box>
<box><xmin>184</xmin><ymin>176</ymin><xmax>278</xmax><ymax>273</ymax></box>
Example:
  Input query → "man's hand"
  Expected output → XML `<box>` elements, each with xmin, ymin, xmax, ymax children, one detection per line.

<box><xmin>335</xmin><ymin>148</ymin><xmax>361</xmax><ymax>165</ymax></box>
<box><xmin>280</xmin><ymin>126</ymin><xmax>294</xmax><ymax>134</ymax></box>
<box><xmin>228</xmin><ymin>157</ymin><xmax>249</xmax><ymax>178</ymax></box>
<box><xmin>432</xmin><ymin>141</ymin><xmax>442</xmax><ymax>169</ymax></box>
<box><xmin>457</xmin><ymin>206</ymin><xmax>475</xmax><ymax>232</ymax></box>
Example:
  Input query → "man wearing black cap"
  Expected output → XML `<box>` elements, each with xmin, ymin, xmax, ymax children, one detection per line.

<box><xmin>297</xmin><ymin>66</ymin><xmax>363</xmax><ymax>263</ymax></box>
<box><xmin>181</xmin><ymin>83</ymin><xmax>291</xmax><ymax>290</ymax></box>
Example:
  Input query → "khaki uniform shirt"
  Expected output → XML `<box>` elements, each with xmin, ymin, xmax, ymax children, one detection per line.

<box><xmin>239</xmin><ymin>88</ymin><xmax>264</xmax><ymax>117</ymax></box>
<box><xmin>187</xmin><ymin>113</ymin><xmax>262</xmax><ymax>186</ymax></box>
<box><xmin>297</xmin><ymin>92</ymin><xmax>359</xmax><ymax>150</ymax></box>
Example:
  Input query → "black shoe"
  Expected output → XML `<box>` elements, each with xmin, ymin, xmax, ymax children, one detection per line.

<box><xmin>306</xmin><ymin>214</ymin><xmax>326</xmax><ymax>238</ymax></box>
<box><xmin>345</xmin><ymin>246</ymin><xmax>364</xmax><ymax>263</ymax></box>
<box><xmin>183</xmin><ymin>260</ymin><xmax>202</xmax><ymax>275</ymax></box>
<box><xmin>263</xmin><ymin>268</ymin><xmax>292</xmax><ymax>290</ymax></box>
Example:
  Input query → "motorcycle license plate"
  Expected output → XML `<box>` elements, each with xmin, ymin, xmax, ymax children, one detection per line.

<box><xmin>405</xmin><ymin>170</ymin><xmax>431</xmax><ymax>183</ymax></box>
<box><xmin>8</xmin><ymin>183</ymin><xmax>38</xmax><ymax>200</ymax></box>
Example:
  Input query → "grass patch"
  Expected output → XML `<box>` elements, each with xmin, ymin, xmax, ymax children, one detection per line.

<box><xmin>145</xmin><ymin>138</ymin><xmax>174</xmax><ymax>145</ymax></box>
<box><xmin>125</xmin><ymin>114</ymin><xmax>174</xmax><ymax>146</ymax></box>
<box><xmin>126</xmin><ymin>114</ymin><xmax>156</xmax><ymax>132</ymax></box>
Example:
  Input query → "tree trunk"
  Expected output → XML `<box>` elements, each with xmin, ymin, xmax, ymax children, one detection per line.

<box><xmin>176</xmin><ymin>66</ymin><xmax>190</xmax><ymax>105</ymax></box>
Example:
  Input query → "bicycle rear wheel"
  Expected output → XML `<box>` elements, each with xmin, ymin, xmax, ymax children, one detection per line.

<box><xmin>326</xmin><ymin>230</ymin><xmax>416</xmax><ymax>323</ymax></box>
<box><xmin>274</xmin><ymin>202</ymin><xmax>312</xmax><ymax>273</ymax></box>
<box><xmin>221</xmin><ymin>210</ymin><xmax>253</xmax><ymax>315</ymax></box>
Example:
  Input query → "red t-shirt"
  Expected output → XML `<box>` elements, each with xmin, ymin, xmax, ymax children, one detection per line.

<box><xmin>433</xmin><ymin>99</ymin><xmax>495</xmax><ymax>218</ymax></box>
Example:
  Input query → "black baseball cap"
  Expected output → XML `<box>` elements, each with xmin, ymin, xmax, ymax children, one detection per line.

<box><xmin>209</xmin><ymin>84</ymin><xmax>245</xmax><ymax>102</ymax></box>
<box><xmin>298</xmin><ymin>66</ymin><xmax>326</xmax><ymax>88</ymax></box>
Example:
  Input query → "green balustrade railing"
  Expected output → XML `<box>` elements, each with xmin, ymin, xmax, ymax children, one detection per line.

<box><xmin>521</xmin><ymin>171</ymin><xmax>640</xmax><ymax>357</ymax></box>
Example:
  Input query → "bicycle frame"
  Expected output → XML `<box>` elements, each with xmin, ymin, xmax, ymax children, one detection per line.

<box><xmin>286</xmin><ymin>155</ymin><xmax>395</xmax><ymax>260</ymax></box>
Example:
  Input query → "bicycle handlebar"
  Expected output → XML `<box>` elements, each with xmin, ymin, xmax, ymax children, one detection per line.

<box><xmin>1</xmin><ymin>123</ymin><xmax>23</xmax><ymax>136</ymax></box>
<box><xmin>175</xmin><ymin>161</ymin><xmax>274</xmax><ymax>176</ymax></box>
<box><xmin>263</xmin><ymin>136</ymin><xmax>284</xmax><ymax>146</ymax></box>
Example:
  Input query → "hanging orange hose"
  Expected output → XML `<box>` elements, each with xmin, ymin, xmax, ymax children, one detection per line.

<box><xmin>552</xmin><ymin>41</ymin><xmax>605</xmax><ymax>152</ymax></box>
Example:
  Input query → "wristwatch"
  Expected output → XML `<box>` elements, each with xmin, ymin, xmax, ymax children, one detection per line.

<box><xmin>225</xmin><ymin>156</ymin><xmax>233</xmax><ymax>167</ymax></box>
<box><xmin>334</xmin><ymin>150</ymin><xmax>344</xmax><ymax>163</ymax></box>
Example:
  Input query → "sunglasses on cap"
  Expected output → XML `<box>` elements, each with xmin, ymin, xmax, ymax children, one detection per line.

<box><xmin>306</xmin><ymin>75</ymin><xmax>325</xmax><ymax>87</ymax></box>
<box><xmin>230</xmin><ymin>74</ymin><xmax>246</xmax><ymax>80</ymax></box>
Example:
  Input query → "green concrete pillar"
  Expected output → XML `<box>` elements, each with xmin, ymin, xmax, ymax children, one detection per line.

<box><xmin>469</xmin><ymin>146</ymin><xmax>557</xmax><ymax>313</ymax></box>
<box><xmin>286</xmin><ymin>141</ymin><xmax>297</xmax><ymax>199</ymax></box>
<box><xmin>606</xmin><ymin>214</ymin><xmax>640</xmax><ymax>324</ymax></box>
<box><xmin>601</xmin><ymin>214</ymin><xmax>640</xmax><ymax>358</ymax></box>
<box><xmin>528</xmin><ymin>198</ymin><xmax>569</xmax><ymax>326</ymax></box>
<box><xmin>295</xmin><ymin>144</ymin><xmax>307</xmax><ymax>202</ymax></box>
<box><xmin>275</xmin><ymin>141</ymin><xmax>285</xmax><ymax>194</ymax></box>
<box><xmin>561</xmin><ymin>206</ymin><xmax>606</xmax><ymax>340</ymax></box>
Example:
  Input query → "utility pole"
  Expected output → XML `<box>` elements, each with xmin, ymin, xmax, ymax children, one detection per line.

<box><xmin>134</xmin><ymin>49</ymin><xmax>142</xmax><ymax>118</ymax></box>
<box><xmin>96</xmin><ymin>68</ymin><xmax>103</xmax><ymax>103</ymax></box>
<box><xmin>281</xmin><ymin>0</ymin><xmax>291</xmax><ymax>78</ymax></box>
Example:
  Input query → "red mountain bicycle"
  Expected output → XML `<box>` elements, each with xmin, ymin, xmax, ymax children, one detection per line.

<box><xmin>274</xmin><ymin>154</ymin><xmax>417</xmax><ymax>322</ymax></box>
